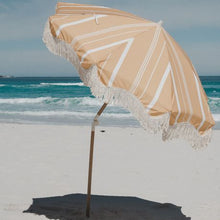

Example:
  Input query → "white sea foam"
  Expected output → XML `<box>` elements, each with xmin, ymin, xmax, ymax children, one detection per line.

<box><xmin>208</xmin><ymin>97</ymin><xmax>220</xmax><ymax>113</ymax></box>
<box><xmin>0</xmin><ymin>97</ymin><xmax>52</xmax><ymax>104</ymax></box>
<box><xmin>203</xmin><ymin>85</ymin><xmax>220</xmax><ymax>89</ymax></box>
<box><xmin>0</xmin><ymin>110</ymin><xmax>132</xmax><ymax>118</ymax></box>
<box><xmin>209</xmin><ymin>97</ymin><xmax>220</xmax><ymax>101</ymax></box>
<box><xmin>0</xmin><ymin>83</ymin><xmax>85</xmax><ymax>88</ymax></box>
<box><xmin>80</xmin><ymin>97</ymin><xmax>103</xmax><ymax>106</ymax></box>
<box><xmin>213</xmin><ymin>114</ymin><xmax>220</xmax><ymax>122</ymax></box>
<box><xmin>0</xmin><ymin>96</ymin><xmax>108</xmax><ymax>106</ymax></box>
<box><xmin>40</xmin><ymin>82</ymin><xmax>84</xmax><ymax>86</ymax></box>
<box><xmin>61</xmin><ymin>97</ymin><xmax>115</xmax><ymax>107</ymax></box>
<box><xmin>0</xmin><ymin>96</ymin><xmax>218</xmax><ymax>124</ymax></box>
<box><xmin>2</xmin><ymin>110</ymin><xmax>215</xmax><ymax>121</ymax></box>
<box><xmin>79</xmin><ymin>97</ymin><xmax>116</xmax><ymax>106</ymax></box>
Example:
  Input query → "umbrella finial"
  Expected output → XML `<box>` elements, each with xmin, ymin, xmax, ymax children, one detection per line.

<box><xmin>158</xmin><ymin>20</ymin><xmax>163</xmax><ymax>26</ymax></box>
<box><xmin>94</xmin><ymin>13</ymin><xmax>99</xmax><ymax>25</ymax></box>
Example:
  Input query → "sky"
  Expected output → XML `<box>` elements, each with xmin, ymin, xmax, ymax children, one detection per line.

<box><xmin>0</xmin><ymin>0</ymin><xmax>219</xmax><ymax>77</ymax></box>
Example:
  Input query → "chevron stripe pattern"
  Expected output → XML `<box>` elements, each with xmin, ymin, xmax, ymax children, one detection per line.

<box><xmin>45</xmin><ymin>2</ymin><xmax>215</xmax><ymax>139</ymax></box>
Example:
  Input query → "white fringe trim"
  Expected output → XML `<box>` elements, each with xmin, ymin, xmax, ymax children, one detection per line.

<box><xmin>42</xmin><ymin>20</ymin><xmax>212</xmax><ymax>149</ymax></box>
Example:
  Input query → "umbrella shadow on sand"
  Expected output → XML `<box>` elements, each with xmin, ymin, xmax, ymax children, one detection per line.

<box><xmin>24</xmin><ymin>193</ymin><xmax>191</xmax><ymax>220</ymax></box>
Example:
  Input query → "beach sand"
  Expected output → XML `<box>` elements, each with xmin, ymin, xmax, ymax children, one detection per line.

<box><xmin>0</xmin><ymin>123</ymin><xmax>219</xmax><ymax>220</ymax></box>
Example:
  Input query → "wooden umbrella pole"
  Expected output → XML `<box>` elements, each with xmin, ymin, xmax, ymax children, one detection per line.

<box><xmin>86</xmin><ymin>103</ymin><xmax>108</xmax><ymax>218</ymax></box>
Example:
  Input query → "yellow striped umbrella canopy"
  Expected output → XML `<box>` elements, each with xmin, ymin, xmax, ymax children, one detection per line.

<box><xmin>43</xmin><ymin>2</ymin><xmax>215</xmax><ymax>148</ymax></box>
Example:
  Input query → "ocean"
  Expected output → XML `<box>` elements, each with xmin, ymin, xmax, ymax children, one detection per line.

<box><xmin>0</xmin><ymin>76</ymin><xmax>219</xmax><ymax>128</ymax></box>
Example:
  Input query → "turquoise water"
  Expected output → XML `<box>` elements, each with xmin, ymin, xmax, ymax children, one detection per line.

<box><xmin>0</xmin><ymin>76</ymin><xmax>219</xmax><ymax>127</ymax></box>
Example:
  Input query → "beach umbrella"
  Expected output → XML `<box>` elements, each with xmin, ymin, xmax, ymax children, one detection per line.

<box><xmin>43</xmin><ymin>2</ymin><xmax>215</xmax><ymax>217</ymax></box>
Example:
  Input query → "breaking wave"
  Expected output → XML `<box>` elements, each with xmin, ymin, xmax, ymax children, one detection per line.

<box><xmin>0</xmin><ymin>97</ymin><xmax>113</xmax><ymax>107</ymax></box>
<box><xmin>0</xmin><ymin>110</ymin><xmax>132</xmax><ymax>118</ymax></box>
<box><xmin>0</xmin><ymin>97</ymin><xmax>51</xmax><ymax>104</ymax></box>
<box><xmin>40</xmin><ymin>82</ymin><xmax>84</xmax><ymax>86</ymax></box>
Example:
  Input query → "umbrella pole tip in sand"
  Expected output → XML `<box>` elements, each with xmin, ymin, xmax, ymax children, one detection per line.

<box><xmin>86</xmin><ymin>103</ymin><xmax>108</xmax><ymax>217</ymax></box>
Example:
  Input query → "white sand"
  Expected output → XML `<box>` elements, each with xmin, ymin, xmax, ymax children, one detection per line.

<box><xmin>0</xmin><ymin>123</ymin><xmax>219</xmax><ymax>220</ymax></box>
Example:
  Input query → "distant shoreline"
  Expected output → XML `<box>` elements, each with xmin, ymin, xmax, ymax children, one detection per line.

<box><xmin>0</xmin><ymin>75</ymin><xmax>14</xmax><ymax>78</ymax></box>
